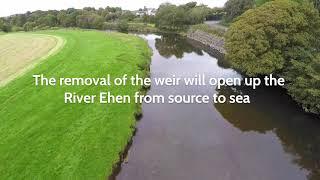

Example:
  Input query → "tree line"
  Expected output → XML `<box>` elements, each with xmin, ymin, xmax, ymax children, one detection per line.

<box><xmin>154</xmin><ymin>2</ymin><xmax>224</xmax><ymax>30</ymax></box>
<box><xmin>0</xmin><ymin>2</ymin><xmax>225</xmax><ymax>32</ymax></box>
<box><xmin>0</xmin><ymin>7</ymin><xmax>132</xmax><ymax>32</ymax></box>
<box><xmin>223</xmin><ymin>0</ymin><xmax>320</xmax><ymax>24</ymax></box>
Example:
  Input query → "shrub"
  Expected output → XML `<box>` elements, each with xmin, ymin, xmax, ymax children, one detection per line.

<box><xmin>225</xmin><ymin>0</ymin><xmax>320</xmax><ymax>114</ymax></box>
<box><xmin>117</xmin><ymin>20</ymin><xmax>129</xmax><ymax>33</ymax></box>
<box><xmin>224</xmin><ymin>0</ymin><xmax>255</xmax><ymax>22</ymax></box>
<box><xmin>225</xmin><ymin>0</ymin><xmax>320</xmax><ymax>76</ymax></box>
<box><xmin>23</xmin><ymin>22</ymin><xmax>36</xmax><ymax>31</ymax></box>
<box><xmin>284</xmin><ymin>55</ymin><xmax>320</xmax><ymax>114</ymax></box>
<box><xmin>102</xmin><ymin>22</ymin><xmax>118</xmax><ymax>30</ymax></box>
<box><xmin>11</xmin><ymin>26</ymin><xmax>24</xmax><ymax>32</ymax></box>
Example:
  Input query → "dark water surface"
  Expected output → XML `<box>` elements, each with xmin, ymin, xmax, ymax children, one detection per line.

<box><xmin>117</xmin><ymin>34</ymin><xmax>320</xmax><ymax>180</ymax></box>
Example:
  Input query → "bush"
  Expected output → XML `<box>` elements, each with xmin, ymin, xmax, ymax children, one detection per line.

<box><xmin>284</xmin><ymin>54</ymin><xmax>320</xmax><ymax>114</ymax></box>
<box><xmin>225</xmin><ymin>0</ymin><xmax>320</xmax><ymax>76</ymax></box>
<box><xmin>102</xmin><ymin>22</ymin><xmax>118</xmax><ymax>30</ymax></box>
<box><xmin>23</xmin><ymin>22</ymin><xmax>36</xmax><ymax>31</ymax></box>
<box><xmin>224</xmin><ymin>0</ymin><xmax>255</xmax><ymax>22</ymax></box>
<box><xmin>11</xmin><ymin>26</ymin><xmax>24</xmax><ymax>32</ymax></box>
<box><xmin>127</xmin><ymin>23</ymin><xmax>158</xmax><ymax>33</ymax></box>
<box><xmin>225</xmin><ymin>0</ymin><xmax>320</xmax><ymax>114</ymax></box>
<box><xmin>33</xmin><ymin>25</ymin><xmax>51</xmax><ymax>31</ymax></box>
<box><xmin>1</xmin><ymin>24</ymin><xmax>12</xmax><ymax>32</ymax></box>
<box><xmin>117</xmin><ymin>20</ymin><xmax>129</xmax><ymax>33</ymax></box>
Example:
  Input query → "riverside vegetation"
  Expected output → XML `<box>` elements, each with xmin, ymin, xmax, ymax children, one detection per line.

<box><xmin>0</xmin><ymin>2</ymin><xmax>224</xmax><ymax>33</ymax></box>
<box><xmin>0</xmin><ymin>30</ymin><xmax>151</xmax><ymax>179</ymax></box>
<box><xmin>0</xmin><ymin>0</ymin><xmax>319</xmax><ymax>179</ymax></box>
<box><xmin>225</xmin><ymin>0</ymin><xmax>320</xmax><ymax>114</ymax></box>
<box><xmin>2</xmin><ymin>0</ymin><xmax>316</xmax><ymax>115</ymax></box>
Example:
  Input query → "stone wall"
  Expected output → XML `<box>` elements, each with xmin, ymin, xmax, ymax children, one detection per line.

<box><xmin>187</xmin><ymin>30</ymin><xmax>225</xmax><ymax>54</ymax></box>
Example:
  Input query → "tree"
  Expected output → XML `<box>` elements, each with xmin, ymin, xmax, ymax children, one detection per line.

<box><xmin>117</xmin><ymin>20</ymin><xmax>129</xmax><ymax>32</ymax></box>
<box><xmin>226</xmin><ymin>0</ymin><xmax>320</xmax><ymax>76</ymax></box>
<box><xmin>155</xmin><ymin>2</ymin><xmax>227</xmax><ymax>30</ymax></box>
<box><xmin>76</xmin><ymin>13</ymin><xmax>104</xmax><ymax>29</ymax></box>
<box><xmin>256</xmin><ymin>0</ymin><xmax>304</xmax><ymax>7</ymax></box>
<box><xmin>206</xmin><ymin>7</ymin><xmax>225</xmax><ymax>21</ymax></box>
<box><xmin>225</xmin><ymin>0</ymin><xmax>320</xmax><ymax>114</ymax></box>
<box><xmin>143</xmin><ymin>14</ymin><xmax>155</xmax><ymax>24</ymax></box>
<box><xmin>0</xmin><ymin>19</ymin><xmax>4</xmax><ymax>31</ymax></box>
<box><xmin>9</xmin><ymin>14</ymin><xmax>27</xmax><ymax>27</ymax></box>
<box><xmin>105</xmin><ymin>12</ymin><xmax>121</xmax><ymax>22</ymax></box>
<box><xmin>224</xmin><ymin>0</ymin><xmax>254</xmax><ymax>22</ymax></box>
<box><xmin>182</xmin><ymin>2</ymin><xmax>197</xmax><ymax>10</ymax></box>
<box><xmin>57</xmin><ymin>11</ymin><xmax>67</xmax><ymax>27</ymax></box>
<box><xmin>188</xmin><ymin>6</ymin><xmax>211</xmax><ymax>24</ymax></box>
<box><xmin>155</xmin><ymin>3</ymin><xmax>188</xmax><ymax>30</ymax></box>
<box><xmin>284</xmin><ymin>54</ymin><xmax>320</xmax><ymax>114</ymax></box>
<box><xmin>0</xmin><ymin>19</ymin><xmax>12</xmax><ymax>32</ymax></box>
<box><xmin>255</xmin><ymin>0</ymin><xmax>272</xmax><ymax>6</ymax></box>
<box><xmin>120</xmin><ymin>11</ymin><xmax>135</xmax><ymax>21</ymax></box>
<box><xmin>23</xmin><ymin>22</ymin><xmax>36</xmax><ymax>31</ymax></box>
<box><xmin>310</xmin><ymin>0</ymin><xmax>320</xmax><ymax>11</ymax></box>
<box><xmin>36</xmin><ymin>14</ymin><xmax>57</xmax><ymax>27</ymax></box>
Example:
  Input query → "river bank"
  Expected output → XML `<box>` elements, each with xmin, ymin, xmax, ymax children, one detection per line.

<box><xmin>102</xmin><ymin>22</ymin><xmax>228</xmax><ymax>55</ymax></box>
<box><xmin>0</xmin><ymin>30</ymin><xmax>153</xmax><ymax>179</ymax></box>
<box><xmin>116</xmin><ymin>33</ymin><xmax>320</xmax><ymax>180</ymax></box>
<box><xmin>186</xmin><ymin>29</ymin><xmax>225</xmax><ymax>54</ymax></box>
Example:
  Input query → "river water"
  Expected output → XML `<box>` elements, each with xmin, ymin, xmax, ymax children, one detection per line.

<box><xmin>117</xmin><ymin>34</ymin><xmax>320</xmax><ymax>180</ymax></box>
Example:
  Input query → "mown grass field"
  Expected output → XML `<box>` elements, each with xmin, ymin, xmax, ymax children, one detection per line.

<box><xmin>0</xmin><ymin>33</ymin><xmax>64</xmax><ymax>86</ymax></box>
<box><xmin>0</xmin><ymin>30</ymin><xmax>151</xmax><ymax>179</ymax></box>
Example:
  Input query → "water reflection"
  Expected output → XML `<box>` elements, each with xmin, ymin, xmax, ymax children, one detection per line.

<box><xmin>186</xmin><ymin>38</ymin><xmax>231</xmax><ymax>69</ymax></box>
<box><xmin>153</xmin><ymin>33</ymin><xmax>231</xmax><ymax>69</ymax></box>
<box><xmin>215</xmin><ymin>85</ymin><xmax>320</xmax><ymax>180</ymax></box>
<box><xmin>155</xmin><ymin>33</ymin><xmax>320</xmax><ymax>179</ymax></box>
<box><xmin>155</xmin><ymin>34</ymin><xmax>203</xmax><ymax>59</ymax></box>
<box><xmin>119</xmin><ymin>33</ymin><xmax>320</xmax><ymax>180</ymax></box>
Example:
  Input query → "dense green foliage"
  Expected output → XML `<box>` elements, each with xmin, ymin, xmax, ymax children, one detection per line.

<box><xmin>224</xmin><ymin>0</ymin><xmax>255</xmax><ymax>22</ymax></box>
<box><xmin>1</xmin><ymin>2</ymin><xmax>223</xmax><ymax>33</ymax></box>
<box><xmin>117</xmin><ymin>20</ymin><xmax>129</xmax><ymax>32</ymax></box>
<box><xmin>255</xmin><ymin>0</ymin><xmax>308</xmax><ymax>7</ymax></box>
<box><xmin>103</xmin><ymin>22</ymin><xmax>158</xmax><ymax>33</ymax></box>
<box><xmin>284</xmin><ymin>55</ymin><xmax>320</xmax><ymax>114</ymax></box>
<box><xmin>225</xmin><ymin>0</ymin><xmax>320</xmax><ymax>114</ymax></box>
<box><xmin>0</xmin><ymin>30</ymin><xmax>151</xmax><ymax>178</ymax></box>
<box><xmin>0</xmin><ymin>18</ymin><xmax>12</xmax><ymax>32</ymax></box>
<box><xmin>311</xmin><ymin>0</ymin><xmax>320</xmax><ymax>10</ymax></box>
<box><xmin>0</xmin><ymin>7</ymin><xmax>146</xmax><ymax>32</ymax></box>
<box><xmin>255</xmin><ymin>0</ymin><xmax>271</xmax><ymax>6</ymax></box>
<box><xmin>226</xmin><ymin>0</ymin><xmax>320</xmax><ymax>76</ymax></box>
<box><xmin>155</xmin><ymin>2</ymin><xmax>212</xmax><ymax>30</ymax></box>
<box><xmin>206</xmin><ymin>7</ymin><xmax>226</xmax><ymax>21</ymax></box>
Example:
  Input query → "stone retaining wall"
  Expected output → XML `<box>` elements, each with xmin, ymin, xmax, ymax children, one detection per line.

<box><xmin>187</xmin><ymin>30</ymin><xmax>225</xmax><ymax>54</ymax></box>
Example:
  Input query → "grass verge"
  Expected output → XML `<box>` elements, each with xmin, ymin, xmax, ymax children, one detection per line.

<box><xmin>0</xmin><ymin>29</ymin><xmax>151</xmax><ymax>179</ymax></box>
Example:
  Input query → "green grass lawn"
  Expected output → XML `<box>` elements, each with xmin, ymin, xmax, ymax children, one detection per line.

<box><xmin>0</xmin><ymin>30</ymin><xmax>151</xmax><ymax>179</ymax></box>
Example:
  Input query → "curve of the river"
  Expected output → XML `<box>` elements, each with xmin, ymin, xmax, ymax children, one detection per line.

<box><xmin>117</xmin><ymin>34</ymin><xmax>320</xmax><ymax>180</ymax></box>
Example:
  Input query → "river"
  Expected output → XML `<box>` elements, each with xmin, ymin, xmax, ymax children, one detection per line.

<box><xmin>116</xmin><ymin>33</ymin><xmax>320</xmax><ymax>180</ymax></box>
